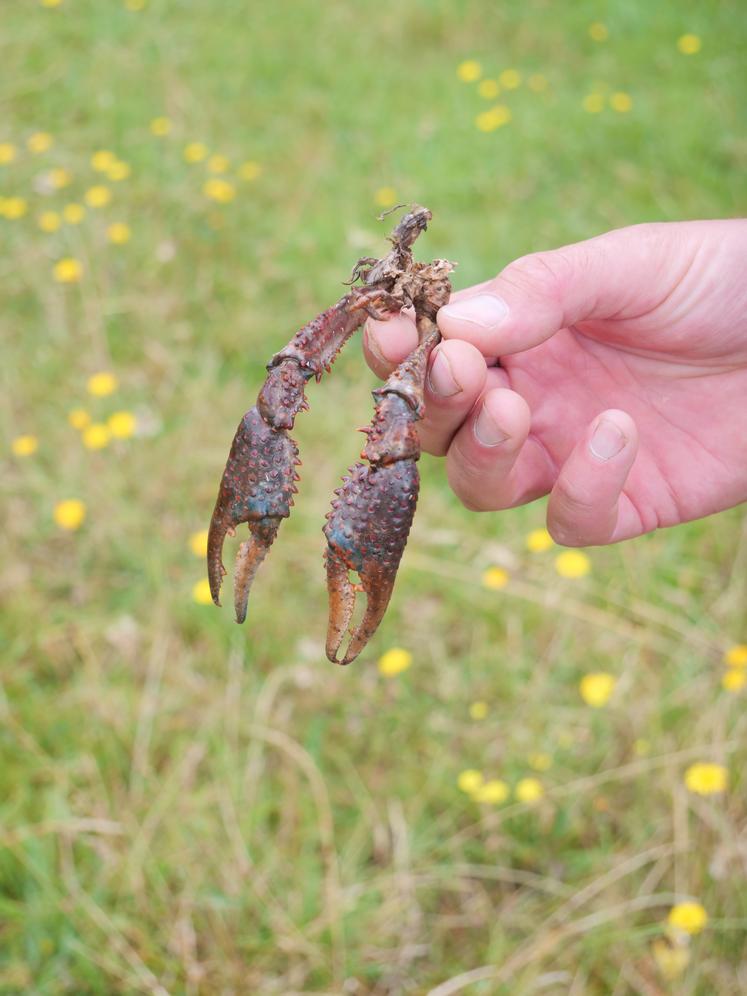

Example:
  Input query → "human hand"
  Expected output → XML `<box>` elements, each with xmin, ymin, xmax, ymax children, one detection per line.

<box><xmin>363</xmin><ymin>220</ymin><xmax>747</xmax><ymax>544</ymax></box>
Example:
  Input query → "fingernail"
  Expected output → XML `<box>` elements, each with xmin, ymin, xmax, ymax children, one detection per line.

<box><xmin>589</xmin><ymin>418</ymin><xmax>627</xmax><ymax>461</ymax></box>
<box><xmin>474</xmin><ymin>405</ymin><xmax>509</xmax><ymax>447</ymax></box>
<box><xmin>440</xmin><ymin>293</ymin><xmax>509</xmax><ymax>329</ymax></box>
<box><xmin>428</xmin><ymin>350</ymin><xmax>461</xmax><ymax>397</ymax></box>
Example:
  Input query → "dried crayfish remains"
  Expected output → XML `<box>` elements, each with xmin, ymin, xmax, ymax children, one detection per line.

<box><xmin>207</xmin><ymin>206</ymin><xmax>454</xmax><ymax>664</ymax></box>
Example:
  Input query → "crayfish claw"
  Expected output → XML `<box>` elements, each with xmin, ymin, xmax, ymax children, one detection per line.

<box><xmin>234</xmin><ymin>517</ymin><xmax>282</xmax><ymax>624</ymax></box>
<box><xmin>324</xmin><ymin>548</ymin><xmax>357</xmax><ymax>663</ymax></box>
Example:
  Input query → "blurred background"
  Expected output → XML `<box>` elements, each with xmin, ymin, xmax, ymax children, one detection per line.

<box><xmin>2</xmin><ymin>1</ymin><xmax>746</xmax><ymax>993</ymax></box>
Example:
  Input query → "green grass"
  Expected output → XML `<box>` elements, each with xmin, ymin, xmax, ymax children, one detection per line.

<box><xmin>1</xmin><ymin>0</ymin><xmax>746</xmax><ymax>992</ymax></box>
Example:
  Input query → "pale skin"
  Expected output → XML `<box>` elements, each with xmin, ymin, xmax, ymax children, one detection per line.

<box><xmin>363</xmin><ymin>220</ymin><xmax>747</xmax><ymax>545</ymax></box>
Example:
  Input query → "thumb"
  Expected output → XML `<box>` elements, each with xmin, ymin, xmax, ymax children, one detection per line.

<box><xmin>437</xmin><ymin>223</ymin><xmax>679</xmax><ymax>356</ymax></box>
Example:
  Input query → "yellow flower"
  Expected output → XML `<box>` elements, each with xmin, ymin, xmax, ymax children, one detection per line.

<box><xmin>203</xmin><ymin>178</ymin><xmax>236</xmax><ymax>203</ymax></box>
<box><xmin>469</xmin><ymin>701</ymin><xmax>488</xmax><ymax>720</ymax></box>
<box><xmin>87</xmin><ymin>371</ymin><xmax>118</xmax><ymax>397</ymax></box>
<box><xmin>68</xmin><ymin>408</ymin><xmax>91</xmax><ymax>430</ymax></box>
<box><xmin>91</xmin><ymin>150</ymin><xmax>115</xmax><ymax>172</ymax></box>
<box><xmin>192</xmin><ymin>579</ymin><xmax>213</xmax><ymax>605</ymax></box>
<box><xmin>0</xmin><ymin>143</ymin><xmax>17</xmax><ymax>164</ymax></box>
<box><xmin>724</xmin><ymin>644</ymin><xmax>747</xmax><ymax>668</ymax></box>
<box><xmin>2</xmin><ymin>197</ymin><xmax>28</xmax><ymax>219</ymax></box>
<box><xmin>374</xmin><ymin>186</ymin><xmax>397</xmax><ymax>208</ymax></box>
<box><xmin>684</xmin><ymin>762</ymin><xmax>728</xmax><ymax>796</ymax></box>
<box><xmin>378</xmin><ymin>647</ymin><xmax>412</xmax><ymax>676</ymax></box>
<box><xmin>54</xmin><ymin>499</ymin><xmax>86</xmax><ymax>530</ymax></box>
<box><xmin>579</xmin><ymin>672</ymin><xmax>615</xmax><ymax>707</ymax></box>
<box><xmin>149</xmin><ymin>116</ymin><xmax>171</xmax><ymax>136</ymax></box>
<box><xmin>107</xmin><ymin>411</ymin><xmax>137</xmax><ymax>438</ymax></box>
<box><xmin>526</xmin><ymin>527</ymin><xmax>554</xmax><ymax>552</ymax></box>
<box><xmin>667</xmin><ymin>901</ymin><xmax>708</xmax><ymax>935</ymax></box>
<box><xmin>207</xmin><ymin>154</ymin><xmax>230</xmax><ymax>174</ymax></box>
<box><xmin>41</xmin><ymin>0</ymin><xmax>64</xmax><ymax>6</ymax></box>
<box><xmin>473</xmin><ymin>779</ymin><xmax>509</xmax><ymax>804</ymax></box>
<box><xmin>456</xmin><ymin>60</ymin><xmax>482</xmax><ymax>83</ymax></box>
<box><xmin>125</xmin><ymin>0</ymin><xmax>147</xmax><ymax>9</ymax></box>
<box><xmin>582</xmin><ymin>93</ymin><xmax>605</xmax><ymax>114</ymax></box>
<box><xmin>238</xmin><ymin>160</ymin><xmax>262</xmax><ymax>181</ymax></box>
<box><xmin>475</xmin><ymin>106</ymin><xmax>512</xmax><ymax>132</ymax></box>
<box><xmin>28</xmin><ymin>132</ymin><xmax>53</xmax><ymax>154</ymax></box>
<box><xmin>481</xmin><ymin>566</ymin><xmax>509</xmax><ymax>590</ymax></box>
<box><xmin>610</xmin><ymin>92</ymin><xmax>633</xmax><ymax>113</ymax></box>
<box><xmin>63</xmin><ymin>203</ymin><xmax>85</xmax><ymax>224</ymax></box>
<box><xmin>515</xmin><ymin>777</ymin><xmax>544</xmax><ymax>803</ymax></box>
<box><xmin>85</xmin><ymin>185</ymin><xmax>111</xmax><ymax>208</ymax></box>
<box><xmin>677</xmin><ymin>33</ymin><xmax>702</xmax><ymax>55</ymax></box>
<box><xmin>528</xmin><ymin>74</ymin><xmax>548</xmax><ymax>92</ymax></box>
<box><xmin>477</xmin><ymin>79</ymin><xmax>500</xmax><ymax>99</ymax></box>
<box><xmin>588</xmin><ymin>22</ymin><xmax>609</xmax><ymax>42</ymax></box>
<box><xmin>652</xmin><ymin>938</ymin><xmax>690</xmax><ymax>981</ymax></box>
<box><xmin>53</xmin><ymin>258</ymin><xmax>83</xmax><ymax>283</ymax></box>
<box><xmin>528</xmin><ymin>752</ymin><xmax>553</xmax><ymax>772</ymax></box>
<box><xmin>107</xmin><ymin>222</ymin><xmax>131</xmax><ymax>244</ymax></box>
<box><xmin>47</xmin><ymin>167</ymin><xmax>71</xmax><ymax>189</ymax></box>
<box><xmin>38</xmin><ymin>211</ymin><xmax>61</xmax><ymax>233</ymax></box>
<box><xmin>498</xmin><ymin>68</ymin><xmax>521</xmax><ymax>90</ymax></box>
<box><xmin>722</xmin><ymin>668</ymin><xmax>746</xmax><ymax>692</ymax></box>
<box><xmin>457</xmin><ymin>769</ymin><xmax>483</xmax><ymax>794</ymax></box>
<box><xmin>189</xmin><ymin>529</ymin><xmax>209</xmax><ymax>557</ymax></box>
<box><xmin>107</xmin><ymin>160</ymin><xmax>131</xmax><ymax>181</ymax></box>
<box><xmin>554</xmin><ymin>550</ymin><xmax>591</xmax><ymax>578</ymax></box>
<box><xmin>12</xmin><ymin>434</ymin><xmax>39</xmax><ymax>456</ymax></box>
<box><xmin>82</xmin><ymin>423</ymin><xmax>111</xmax><ymax>450</ymax></box>
<box><xmin>184</xmin><ymin>142</ymin><xmax>208</xmax><ymax>163</ymax></box>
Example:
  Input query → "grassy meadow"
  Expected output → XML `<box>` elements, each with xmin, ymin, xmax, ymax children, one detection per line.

<box><xmin>2</xmin><ymin>0</ymin><xmax>746</xmax><ymax>992</ymax></box>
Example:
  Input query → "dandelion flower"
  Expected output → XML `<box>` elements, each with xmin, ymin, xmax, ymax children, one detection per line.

<box><xmin>579</xmin><ymin>672</ymin><xmax>615</xmax><ymax>707</ymax></box>
<box><xmin>469</xmin><ymin>701</ymin><xmax>488</xmax><ymax>720</ymax></box>
<box><xmin>203</xmin><ymin>178</ymin><xmax>236</xmax><ymax>203</ymax></box>
<box><xmin>457</xmin><ymin>769</ymin><xmax>483</xmax><ymax>794</ymax></box>
<box><xmin>47</xmin><ymin>167</ymin><xmax>72</xmax><ymax>189</ymax></box>
<box><xmin>38</xmin><ymin>211</ymin><xmax>61</xmax><ymax>232</ymax></box>
<box><xmin>498</xmin><ymin>68</ymin><xmax>521</xmax><ymax>90</ymax></box>
<box><xmin>149</xmin><ymin>116</ymin><xmax>171</xmax><ymax>136</ymax></box>
<box><xmin>526</xmin><ymin>527</ymin><xmax>554</xmax><ymax>552</ymax></box>
<box><xmin>515</xmin><ymin>777</ymin><xmax>544</xmax><ymax>803</ymax></box>
<box><xmin>41</xmin><ymin>0</ymin><xmax>64</xmax><ymax>6</ymax></box>
<box><xmin>3</xmin><ymin>197</ymin><xmax>28</xmax><ymax>219</ymax></box>
<box><xmin>107</xmin><ymin>160</ymin><xmax>131</xmax><ymax>181</ymax></box>
<box><xmin>667</xmin><ymin>901</ymin><xmax>708</xmax><ymax>935</ymax></box>
<box><xmin>677</xmin><ymin>34</ymin><xmax>702</xmax><ymax>55</ymax></box>
<box><xmin>63</xmin><ymin>203</ymin><xmax>85</xmax><ymax>224</ymax></box>
<box><xmin>456</xmin><ymin>60</ymin><xmax>482</xmax><ymax>83</ymax></box>
<box><xmin>610</xmin><ymin>92</ymin><xmax>633</xmax><ymax>113</ymax></box>
<box><xmin>207</xmin><ymin>154</ymin><xmax>230</xmax><ymax>174</ymax></box>
<box><xmin>0</xmin><ymin>143</ymin><xmax>17</xmax><ymax>164</ymax></box>
<box><xmin>107</xmin><ymin>222</ymin><xmax>131</xmax><ymax>244</ymax></box>
<box><xmin>85</xmin><ymin>185</ymin><xmax>112</xmax><ymax>208</ymax></box>
<box><xmin>474</xmin><ymin>779</ymin><xmax>509</xmax><ymax>804</ymax></box>
<box><xmin>722</xmin><ymin>669</ymin><xmax>746</xmax><ymax>692</ymax></box>
<box><xmin>87</xmin><ymin>371</ymin><xmax>118</xmax><ymax>397</ymax></box>
<box><xmin>481</xmin><ymin>566</ymin><xmax>509</xmax><ymax>590</ymax></box>
<box><xmin>12</xmin><ymin>435</ymin><xmax>39</xmax><ymax>456</ymax></box>
<box><xmin>374</xmin><ymin>186</ymin><xmax>397</xmax><ymax>208</ymax></box>
<box><xmin>588</xmin><ymin>22</ymin><xmax>609</xmax><ymax>42</ymax></box>
<box><xmin>528</xmin><ymin>752</ymin><xmax>553</xmax><ymax>772</ymax></box>
<box><xmin>192</xmin><ymin>579</ymin><xmax>213</xmax><ymax>605</ymax></box>
<box><xmin>475</xmin><ymin>106</ymin><xmax>512</xmax><ymax>132</ymax></box>
<box><xmin>582</xmin><ymin>93</ymin><xmax>605</xmax><ymax>114</ymax></box>
<box><xmin>189</xmin><ymin>529</ymin><xmax>209</xmax><ymax>557</ymax></box>
<box><xmin>477</xmin><ymin>79</ymin><xmax>500</xmax><ymax>99</ymax></box>
<box><xmin>724</xmin><ymin>644</ymin><xmax>747</xmax><ymax>668</ymax></box>
<box><xmin>53</xmin><ymin>258</ymin><xmax>83</xmax><ymax>283</ymax></box>
<box><xmin>378</xmin><ymin>647</ymin><xmax>412</xmax><ymax>677</ymax></box>
<box><xmin>652</xmin><ymin>938</ymin><xmax>690</xmax><ymax>981</ymax></box>
<box><xmin>54</xmin><ymin>499</ymin><xmax>86</xmax><ymax>530</ymax></box>
<box><xmin>184</xmin><ymin>142</ymin><xmax>208</xmax><ymax>163</ymax></box>
<box><xmin>28</xmin><ymin>132</ymin><xmax>53</xmax><ymax>154</ymax></box>
<box><xmin>107</xmin><ymin>411</ymin><xmax>137</xmax><ymax>438</ymax></box>
<box><xmin>91</xmin><ymin>150</ymin><xmax>116</xmax><ymax>172</ymax></box>
<box><xmin>68</xmin><ymin>408</ymin><xmax>91</xmax><ymax>429</ymax></box>
<box><xmin>82</xmin><ymin>423</ymin><xmax>111</xmax><ymax>450</ymax></box>
<box><xmin>684</xmin><ymin>762</ymin><xmax>728</xmax><ymax>795</ymax></box>
<box><xmin>554</xmin><ymin>550</ymin><xmax>591</xmax><ymax>578</ymax></box>
<box><xmin>238</xmin><ymin>160</ymin><xmax>262</xmax><ymax>181</ymax></box>
<box><xmin>528</xmin><ymin>74</ymin><xmax>548</xmax><ymax>92</ymax></box>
